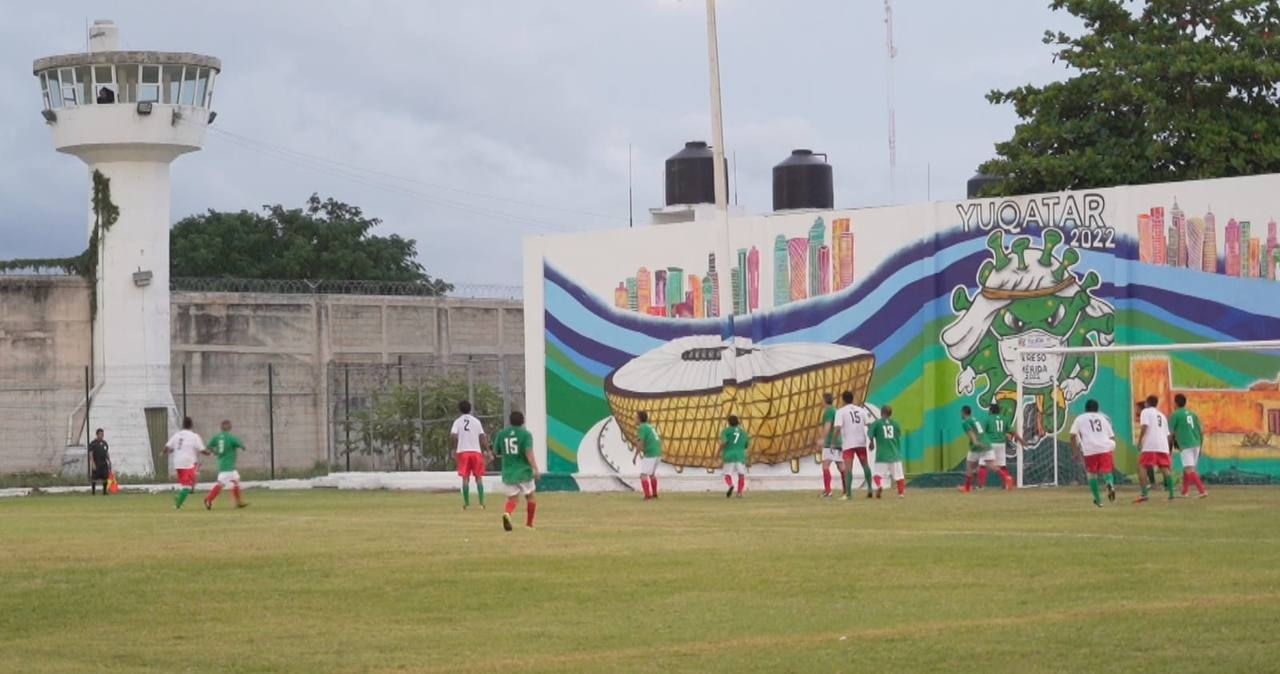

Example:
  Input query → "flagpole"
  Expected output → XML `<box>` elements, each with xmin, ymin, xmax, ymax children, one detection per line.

<box><xmin>707</xmin><ymin>0</ymin><xmax>728</xmax><ymax>220</ymax></box>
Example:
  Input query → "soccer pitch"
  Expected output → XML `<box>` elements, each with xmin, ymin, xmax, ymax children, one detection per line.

<box><xmin>3</xmin><ymin>488</ymin><xmax>1279</xmax><ymax>673</ymax></box>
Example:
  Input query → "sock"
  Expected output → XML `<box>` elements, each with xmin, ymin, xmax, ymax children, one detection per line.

<box><xmin>862</xmin><ymin>464</ymin><xmax>873</xmax><ymax>492</ymax></box>
<box><xmin>462</xmin><ymin>482</ymin><xmax>471</xmax><ymax>507</ymax></box>
<box><xmin>737</xmin><ymin>475</ymin><xmax>746</xmax><ymax>494</ymax></box>
<box><xmin>92</xmin><ymin>482</ymin><xmax>97</xmax><ymax>495</ymax></box>
<box><xmin>651</xmin><ymin>476</ymin><xmax>658</xmax><ymax>497</ymax></box>
<box><xmin>998</xmin><ymin>467</ymin><xmax>1012</xmax><ymax>486</ymax></box>
<box><xmin>843</xmin><ymin>470</ymin><xmax>852</xmax><ymax>497</ymax></box>
<box><xmin>822</xmin><ymin>466</ymin><xmax>832</xmax><ymax>493</ymax></box>
<box><xmin>206</xmin><ymin>483</ymin><xmax>223</xmax><ymax>504</ymax></box>
<box><xmin>1105</xmin><ymin>474</ymin><xmax>1115</xmax><ymax>488</ymax></box>
<box><xmin>724</xmin><ymin>475</ymin><xmax>734</xmax><ymax>488</ymax></box>
<box><xmin>964</xmin><ymin>474</ymin><xmax>973</xmax><ymax>489</ymax></box>
<box><xmin>476</xmin><ymin>480</ymin><xmax>486</xmax><ymax>506</ymax></box>
<box><xmin>175</xmin><ymin>488</ymin><xmax>191</xmax><ymax>508</ymax></box>
<box><xmin>1088</xmin><ymin>477</ymin><xmax>1101</xmax><ymax>503</ymax></box>
<box><xmin>873</xmin><ymin>474</ymin><xmax>883</xmax><ymax>488</ymax></box>
<box><xmin>977</xmin><ymin>466</ymin><xmax>988</xmax><ymax>487</ymax></box>
<box><xmin>526</xmin><ymin>501</ymin><xmax>537</xmax><ymax>527</ymax></box>
<box><xmin>1190</xmin><ymin>471</ymin><xmax>1206</xmax><ymax>494</ymax></box>
<box><xmin>504</xmin><ymin>499</ymin><xmax>517</xmax><ymax>515</ymax></box>
<box><xmin>1165</xmin><ymin>475</ymin><xmax>1175</xmax><ymax>498</ymax></box>
<box><xmin>1140</xmin><ymin>482</ymin><xmax>1150</xmax><ymax>497</ymax></box>
<box><xmin>232</xmin><ymin>484</ymin><xmax>242</xmax><ymax>504</ymax></box>
<box><xmin>641</xmin><ymin>477</ymin><xmax>652</xmax><ymax>498</ymax></box>
<box><xmin>896</xmin><ymin>479</ymin><xmax>905</xmax><ymax>495</ymax></box>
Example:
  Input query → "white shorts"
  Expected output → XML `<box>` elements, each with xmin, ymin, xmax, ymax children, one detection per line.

<box><xmin>967</xmin><ymin>449</ymin><xmax>995</xmax><ymax>464</ymax></box>
<box><xmin>639</xmin><ymin>457</ymin><xmax>661</xmax><ymax>475</ymax></box>
<box><xmin>876</xmin><ymin>461</ymin><xmax>905</xmax><ymax>482</ymax></box>
<box><xmin>1180</xmin><ymin>447</ymin><xmax>1200</xmax><ymax>471</ymax></box>
<box><xmin>216</xmin><ymin>470</ymin><xmax>241</xmax><ymax>487</ymax></box>
<box><xmin>722</xmin><ymin>462</ymin><xmax>747</xmax><ymax>476</ymax></box>
<box><xmin>505</xmin><ymin>480</ymin><xmax>536</xmax><ymax>497</ymax></box>
<box><xmin>821</xmin><ymin>448</ymin><xmax>842</xmax><ymax>463</ymax></box>
<box><xmin>991</xmin><ymin>443</ymin><xmax>1008</xmax><ymax>467</ymax></box>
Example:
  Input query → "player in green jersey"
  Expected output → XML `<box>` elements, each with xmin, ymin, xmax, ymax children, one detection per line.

<box><xmin>1170</xmin><ymin>394</ymin><xmax>1208</xmax><ymax>498</ymax></box>
<box><xmin>817</xmin><ymin>393</ymin><xmax>844</xmax><ymax>497</ymax></box>
<box><xmin>495</xmin><ymin>411</ymin><xmax>539</xmax><ymax>531</ymax></box>
<box><xmin>868</xmin><ymin>404</ymin><xmax>906</xmax><ymax>498</ymax></box>
<box><xmin>202</xmin><ymin>420</ymin><xmax>248</xmax><ymax>509</ymax></box>
<box><xmin>958</xmin><ymin>406</ymin><xmax>988</xmax><ymax>493</ymax></box>
<box><xmin>633</xmin><ymin>411</ymin><xmax>663</xmax><ymax>500</ymax></box>
<box><xmin>976</xmin><ymin>403</ymin><xmax>1022</xmax><ymax>491</ymax></box>
<box><xmin>719</xmin><ymin>415</ymin><xmax>750</xmax><ymax>498</ymax></box>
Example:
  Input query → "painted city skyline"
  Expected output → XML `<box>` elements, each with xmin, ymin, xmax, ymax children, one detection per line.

<box><xmin>1137</xmin><ymin>202</ymin><xmax>1279</xmax><ymax>280</ymax></box>
<box><xmin>609</xmin><ymin>216</ymin><xmax>857</xmax><ymax>318</ymax></box>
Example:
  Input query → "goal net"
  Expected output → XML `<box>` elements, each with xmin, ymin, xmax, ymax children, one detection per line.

<box><xmin>1010</xmin><ymin>339</ymin><xmax>1280</xmax><ymax>489</ymax></box>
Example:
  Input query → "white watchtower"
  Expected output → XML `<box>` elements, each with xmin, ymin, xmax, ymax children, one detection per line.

<box><xmin>33</xmin><ymin>20</ymin><xmax>220</xmax><ymax>476</ymax></box>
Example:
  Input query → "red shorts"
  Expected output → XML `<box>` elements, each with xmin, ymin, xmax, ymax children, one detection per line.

<box><xmin>1138</xmin><ymin>452</ymin><xmax>1172</xmax><ymax>468</ymax></box>
<box><xmin>175</xmin><ymin>467</ymin><xmax>197</xmax><ymax>488</ymax></box>
<box><xmin>843</xmin><ymin>447</ymin><xmax>868</xmax><ymax>462</ymax></box>
<box><xmin>456</xmin><ymin>452</ymin><xmax>486</xmax><ymax>478</ymax></box>
<box><xmin>1083</xmin><ymin>453</ymin><xmax>1114</xmax><ymax>474</ymax></box>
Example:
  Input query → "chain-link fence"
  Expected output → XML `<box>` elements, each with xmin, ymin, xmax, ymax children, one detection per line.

<box><xmin>327</xmin><ymin>356</ymin><xmax>525</xmax><ymax>473</ymax></box>
<box><xmin>0</xmin><ymin>356</ymin><xmax>524</xmax><ymax>484</ymax></box>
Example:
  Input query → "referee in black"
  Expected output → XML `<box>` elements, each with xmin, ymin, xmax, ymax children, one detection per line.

<box><xmin>88</xmin><ymin>429</ymin><xmax>111</xmax><ymax>495</ymax></box>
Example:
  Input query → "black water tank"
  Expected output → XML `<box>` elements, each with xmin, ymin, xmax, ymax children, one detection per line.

<box><xmin>773</xmin><ymin>149</ymin><xmax>833</xmax><ymax>211</ymax></box>
<box><xmin>966</xmin><ymin>172</ymin><xmax>1002</xmax><ymax>198</ymax></box>
<box><xmin>665</xmin><ymin>141</ymin><xmax>723</xmax><ymax>206</ymax></box>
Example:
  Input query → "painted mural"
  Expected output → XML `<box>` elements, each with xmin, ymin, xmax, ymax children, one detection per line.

<box><xmin>523</xmin><ymin>174</ymin><xmax>1280</xmax><ymax>485</ymax></box>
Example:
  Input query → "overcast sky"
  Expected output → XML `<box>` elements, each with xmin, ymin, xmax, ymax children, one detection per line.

<box><xmin>0</xmin><ymin>1</ymin><xmax>1078</xmax><ymax>288</ymax></box>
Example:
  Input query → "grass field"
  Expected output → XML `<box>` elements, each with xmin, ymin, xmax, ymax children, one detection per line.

<box><xmin>3</xmin><ymin>486</ymin><xmax>1279</xmax><ymax>673</ymax></box>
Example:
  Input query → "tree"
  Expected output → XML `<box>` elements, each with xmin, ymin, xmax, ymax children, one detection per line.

<box><xmin>170</xmin><ymin>194</ymin><xmax>451</xmax><ymax>291</ymax></box>
<box><xmin>347</xmin><ymin>377</ymin><xmax>504</xmax><ymax>471</ymax></box>
<box><xmin>978</xmin><ymin>0</ymin><xmax>1280</xmax><ymax>196</ymax></box>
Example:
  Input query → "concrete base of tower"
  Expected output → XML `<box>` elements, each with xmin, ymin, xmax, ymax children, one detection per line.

<box><xmin>82</xmin><ymin>382</ymin><xmax>178</xmax><ymax>478</ymax></box>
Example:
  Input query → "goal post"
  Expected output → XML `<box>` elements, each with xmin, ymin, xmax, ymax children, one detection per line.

<box><xmin>1012</xmin><ymin>339</ymin><xmax>1280</xmax><ymax>489</ymax></box>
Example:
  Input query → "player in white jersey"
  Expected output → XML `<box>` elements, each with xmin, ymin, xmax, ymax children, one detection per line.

<box><xmin>833</xmin><ymin>390</ymin><xmax>875</xmax><ymax>500</ymax></box>
<box><xmin>1135</xmin><ymin>395</ymin><xmax>1175</xmax><ymax>503</ymax></box>
<box><xmin>163</xmin><ymin>416</ymin><xmax>204</xmax><ymax>510</ymax></box>
<box><xmin>451</xmin><ymin>400</ymin><xmax>492</xmax><ymax>509</ymax></box>
<box><xmin>1070</xmin><ymin>399</ymin><xmax>1118</xmax><ymax>507</ymax></box>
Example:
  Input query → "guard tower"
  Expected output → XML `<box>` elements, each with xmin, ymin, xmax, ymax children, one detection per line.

<box><xmin>33</xmin><ymin>20</ymin><xmax>220</xmax><ymax>476</ymax></box>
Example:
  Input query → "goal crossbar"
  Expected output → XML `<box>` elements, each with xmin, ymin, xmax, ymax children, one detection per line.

<box><xmin>1016</xmin><ymin>339</ymin><xmax>1280</xmax><ymax>356</ymax></box>
<box><xmin>1010</xmin><ymin>339</ymin><xmax>1280</xmax><ymax>488</ymax></box>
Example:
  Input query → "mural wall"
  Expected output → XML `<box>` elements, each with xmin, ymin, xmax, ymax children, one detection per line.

<box><xmin>522</xmin><ymin>174</ymin><xmax>1280</xmax><ymax>485</ymax></box>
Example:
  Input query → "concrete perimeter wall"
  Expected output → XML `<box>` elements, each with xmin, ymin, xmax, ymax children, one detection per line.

<box><xmin>0</xmin><ymin>277</ymin><xmax>93</xmax><ymax>472</ymax></box>
<box><xmin>0</xmin><ymin>277</ymin><xmax>523</xmax><ymax>474</ymax></box>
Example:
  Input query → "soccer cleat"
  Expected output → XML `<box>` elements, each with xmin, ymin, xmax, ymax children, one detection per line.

<box><xmin>897</xmin><ymin>493</ymin><xmax>905</xmax><ymax>499</ymax></box>
<box><xmin>1094</xmin><ymin>500</ymin><xmax>1103</xmax><ymax>508</ymax></box>
<box><xmin>726</xmin><ymin>485</ymin><xmax>735</xmax><ymax>498</ymax></box>
<box><xmin>1106</xmin><ymin>484</ymin><xmax>1116</xmax><ymax>502</ymax></box>
<box><xmin>1133</xmin><ymin>495</ymin><xmax>1149</xmax><ymax>504</ymax></box>
<box><xmin>821</xmin><ymin>491</ymin><xmax>832</xmax><ymax>498</ymax></box>
<box><xmin>1003</xmin><ymin>476</ymin><xmax>1015</xmax><ymax>491</ymax></box>
<box><xmin>1198</xmin><ymin>492</ymin><xmax>1209</xmax><ymax>499</ymax></box>
<box><xmin>236</xmin><ymin>502</ymin><xmax>249</xmax><ymax>509</ymax></box>
<box><xmin>502</xmin><ymin>513</ymin><xmax>513</xmax><ymax>531</ymax></box>
<box><xmin>865</xmin><ymin>490</ymin><xmax>874</xmax><ymax>499</ymax></box>
<box><xmin>203</xmin><ymin>500</ymin><xmax>212</xmax><ymax>511</ymax></box>
<box><xmin>839</xmin><ymin>495</ymin><xmax>850</xmax><ymax>501</ymax></box>
<box><xmin>526</xmin><ymin>524</ymin><xmax>536</xmax><ymax>530</ymax></box>
<box><xmin>735</xmin><ymin>492</ymin><xmax>744</xmax><ymax>499</ymax></box>
<box><xmin>957</xmin><ymin>485</ymin><xmax>971</xmax><ymax>493</ymax></box>
<box><xmin>875</xmin><ymin>489</ymin><xmax>883</xmax><ymax>499</ymax></box>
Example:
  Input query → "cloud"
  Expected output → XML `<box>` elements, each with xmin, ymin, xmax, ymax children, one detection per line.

<box><xmin>0</xmin><ymin>0</ymin><xmax>1079</xmax><ymax>286</ymax></box>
